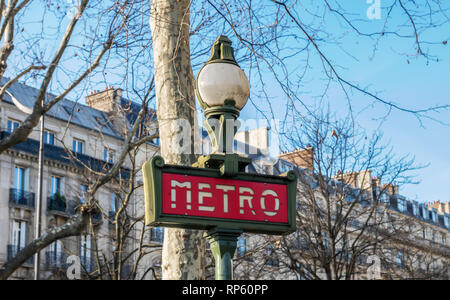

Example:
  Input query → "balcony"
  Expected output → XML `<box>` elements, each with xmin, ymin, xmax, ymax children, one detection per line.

<box><xmin>7</xmin><ymin>245</ymin><xmax>34</xmax><ymax>266</ymax></box>
<box><xmin>45</xmin><ymin>251</ymin><xmax>69</xmax><ymax>271</ymax></box>
<box><xmin>47</xmin><ymin>194</ymin><xmax>73</xmax><ymax>215</ymax></box>
<box><xmin>91</xmin><ymin>211</ymin><xmax>103</xmax><ymax>223</ymax></box>
<box><xmin>1</xmin><ymin>130</ymin><xmax>130</xmax><ymax>180</ymax></box>
<box><xmin>9</xmin><ymin>188</ymin><xmax>35</xmax><ymax>209</ymax></box>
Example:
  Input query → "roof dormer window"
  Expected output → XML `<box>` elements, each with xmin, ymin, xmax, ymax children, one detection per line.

<box><xmin>397</xmin><ymin>198</ymin><xmax>405</xmax><ymax>212</ymax></box>
<box><xmin>412</xmin><ymin>202</ymin><xmax>419</xmax><ymax>216</ymax></box>
<box><xmin>444</xmin><ymin>216</ymin><xmax>450</xmax><ymax>229</ymax></box>
<box><xmin>422</xmin><ymin>206</ymin><xmax>428</xmax><ymax>220</ymax></box>
<box><xmin>431</xmin><ymin>210</ymin><xmax>438</xmax><ymax>223</ymax></box>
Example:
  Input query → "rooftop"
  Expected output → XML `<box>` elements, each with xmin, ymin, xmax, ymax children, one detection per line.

<box><xmin>1</xmin><ymin>78</ymin><xmax>156</xmax><ymax>140</ymax></box>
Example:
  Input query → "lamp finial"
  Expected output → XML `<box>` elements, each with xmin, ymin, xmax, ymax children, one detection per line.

<box><xmin>207</xmin><ymin>35</ymin><xmax>238</xmax><ymax>66</ymax></box>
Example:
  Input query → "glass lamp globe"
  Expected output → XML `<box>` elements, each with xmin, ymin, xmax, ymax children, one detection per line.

<box><xmin>196</xmin><ymin>62</ymin><xmax>250</xmax><ymax>110</ymax></box>
<box><xmin>195</xmin><ymin>35</ymin><xmax>250</xmax><ymax>111</ymax></box>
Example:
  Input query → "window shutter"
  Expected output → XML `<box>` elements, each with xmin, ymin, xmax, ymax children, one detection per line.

<box><xmin>60</xmin><ymin>177</ymin><xmax>65</xmax><ymax>196</ymax></box>
<box><xmin>12</xmin><ymin>221</ymin><xmax>20</xmax><ymax>247</ymax></box>
<box><xmin>24</xmin><ymin>168</ymin><xmax>30</xmax><ymax>192</ymax></box>
<box><xmin>19</xmin><ymin>221</ymin><xmax>26</xmax><ymax>249</ymax></box>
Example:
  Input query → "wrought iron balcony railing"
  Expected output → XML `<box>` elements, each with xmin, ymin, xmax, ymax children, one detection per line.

<box><xmin>47</xmin><ymin>195</ymin><xmax>70</xmax><ymax>214</ymax></box>
<box><xmin>7</xmin><ymin>244</ymin><xmax>34</xmax><ymax>265</ymax></box>
<box><xmin>9</xmin><ymin>188</ymin><xmax>35</xmax><ymax>208</ymax></box>
<box><xmin>45</xmin><ymin>251</ymin><xmax>69</xmax><ymax>271</ymax></box>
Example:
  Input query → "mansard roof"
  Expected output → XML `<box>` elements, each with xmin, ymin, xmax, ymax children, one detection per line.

<box><xmin>1</xmin><ymin>78</ymin><xmax>155</xmax><ymax>140</ymax></box>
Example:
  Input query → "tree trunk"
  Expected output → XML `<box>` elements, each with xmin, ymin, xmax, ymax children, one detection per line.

<box><xmin>149</xmin><ymin>0</ymin><xmax>205</xmax><ymax>280</ymax></box>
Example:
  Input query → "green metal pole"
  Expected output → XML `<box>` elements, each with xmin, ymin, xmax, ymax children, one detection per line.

<box><xmin>206</xmin><ymin>228</ymin><xmax>242</xmax><ymax>280</ymax></box>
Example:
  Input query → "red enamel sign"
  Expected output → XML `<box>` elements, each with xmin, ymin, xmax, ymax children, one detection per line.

<box><xmin>162</xmin><ymin>173</ymin><xmax>289</xmax><ymax>224</ymax></box>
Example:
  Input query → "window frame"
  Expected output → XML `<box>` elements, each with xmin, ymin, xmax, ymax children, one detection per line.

<box><xmin>80</xmin><ymin>234</ymin><xmax>92</xmax><ymax>271</ymax></box>
<box><xmin>80</xmin><ymin>184</ymin><xmax>88</xmax><ymax>204</ymax></box>
<box><xmin>12</xmin><ymin>220</ymin><xmax>27</xmax><ymax>250</ymax></box>
<box><xmin>7</xmin><ymin>119</ymin><xmax>20</xmax><ymax>133</ymax></box>
<box><xmin>14</xmin><ymin>166</ymin><xmax>26</xmax><ymax>191</ymax></box>
<box><xmin>43</xmin><ymin>130</ymin><xmax>55</xmax><ymax>145</ymax></box>
<box><xmin>103</xmin><ymin>147</ymin><xmax>115</xmax><ymax>164</ymax></box>
<box><xmin>237</xmin><ymin>237</ymin><xmax>246</xmax><ymax>257</ymax></box>
<box><xmin>72</xmin><ymin>138</ymin><xmax>84</xmax><ymax>154</ymax></box>
<box><xmin>50</xmin><ymin>175</ymin><xmax>64</xmax><ymax>197</ymax></box>
<box><xmin>396</xmin><ymin>251</ymin><xmax>403</xmax><ymax>267</ymax></box>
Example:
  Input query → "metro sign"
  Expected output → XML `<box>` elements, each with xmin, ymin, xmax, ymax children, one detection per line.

<box><xmin>143</xmin><ymin>156</ymin><xmax>297</xmax><ymax>235</ymax></box>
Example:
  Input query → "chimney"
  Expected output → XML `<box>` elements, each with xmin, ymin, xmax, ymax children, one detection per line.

<box><xmin>86</xmin><ymin>87</ymin><xmax>122</xmax><ymax>113</ymax></box>
<box><xmin>428</xmin><ymin>201</ymin><xmax>449</xmax><ymax>215</ymax></box>
<box><xmin>372</xmin><ymin>177</ymin><xmax>381</xmax><ymax>188</ymax></box>
<box><xmin>382</xmin><ymin>183</ymin><xmax>399</xmax><ymax>195</ymax></box>
<box><xmin>335</xmin><ymin>170</ymin><xmax>373</xmax><ymax>190</ymax></box>
<box><xmin>279</xmin><ymin>147</ymin><xmax>314</xmax><ymax>171</ymax></box>
<box><xmin>443</xmin><ymin>202</ymin><xmax>450</xmax><ymax>215</ymax></box>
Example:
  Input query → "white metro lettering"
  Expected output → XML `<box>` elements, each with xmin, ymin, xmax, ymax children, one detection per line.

<box><xmin>168</xmin><ymin>179</ymin><xmax>282</xmax><ymax>218</ymax></box>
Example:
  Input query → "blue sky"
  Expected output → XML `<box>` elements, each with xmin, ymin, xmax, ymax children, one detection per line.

<box><xmin>238</xmin><ymin>1</ymin><xmax>450</xmax><ymax>203</ymax></box>
<box><xmin>6</xmin><ymin>1</ymin><xmax>450</xmax><ymax>204</ymax></box>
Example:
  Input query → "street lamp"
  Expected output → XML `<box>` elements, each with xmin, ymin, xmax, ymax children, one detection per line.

<box><xmin>194</xmin><ymin>35</ymin><xmax>251</xmax><ymax>280</ymax></box>
<box><xmin>6</xmin><ymin>90</ymin><xmax>44</xmax><ymax>281</ymax></box>
<box><xmin>194</xmin><ymin>35</ymin><xmax>252</xmax><ymax>177</ymax></box>
<box><xmin>142</xmin><ymin>35</ymin><xmax>297</xmax><ymax>280</ymax></box>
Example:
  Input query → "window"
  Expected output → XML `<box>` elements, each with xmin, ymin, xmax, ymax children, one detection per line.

<box><xmin>49</xmin><ymin>240</ymin><xmax>63</xmax><ymax>267</ymax></box>
<box><xmin>150</xmin><ymin>227</ymin><xmax>164</xmax><ymax>243</ymax></box>
<box><xmin>380</xmin><ymin>192</ymin><xmax>389</xmax><ymax>204</ymax></box>
<box><xmin>422</xmin><ymin>206</ymin><xmax>428</xmax><ymax>220</ymax></box>
<box><xmin>237</xmin><ymin>237</ymin><xmax>246</xmax><ymax>257</ymax></box>
<box><xmin>12</xmin><ymin>220</ymin><xmax>27</xmax><ymax>251</ymax></box>
<box><xmin>396</xmin><ymin>251</ymin><xmax>403</xmax><ymax>267</ymax></box>
<box><xmin>266</xmin><ymin>246</ymin><xmax>279</xmax><ymax>267</ymax></box>
<box><xmin>43</xmin><ymin>131</ymin><xmax>55</xmax><ymax>145</ymax></box>
<box><xmin>397</xmin><ymin>199</ymin><xmax>405</xmax><ymax>212</ymax></box>
<box><xmin>14</xmin><ymin>166</ymin><xmax>28</xmax><ymax>191</ymax></box>
<box><xmin>280</xmin><ymin>161</ymin><xmax>292</xmax><ymax>173</ymax></box>
<box><xmin>322</xmin><ymin>232</ymin><xmax>330</xmax><ymax>250</ymax></box>
<box><xmin>12</xmin><ymin>166</ymin><xmax>30</xmax><ymax>205</ymax></box>
<box><xmin>111</xmin><ymin>193</ymin><xmax>119</xmax><ymax>213</ymax></box>
<box><xmin>103</xmin><ymin>147</ymin><xmax>115</xmax><ymax>163</ymax></box>
<box><xmin>296</xmin><ymin>263</ymin><xmax>304</xmax><ymax>280</ymax></box>
<box><xmin>441</xmin><ymin>234</ymin><xmax>446</xmax><ymax>246</ymax></box>
<box><xmin>445</xmin><ymin>216</ymin><xmax>450</xmax><ymax>229</ymax></box>
<box><xmin>72</xmin><ymin>138</ymin><xmax>84</xmax><ymax>154</ymax></box>
<box><xmin>51</xmin><ymin>176</ymin><xmax>64</xmax><ymax>197</ymax></box>
<box><xmin>412</xmin><ymin>203</ymin><xmax>419</xmax><ymax>216</ymax></box>
<box><xmin>50</xmin><ymin>176</ymin><xmax>65</xmax><ymax>211</ymax></box>
<box><xmin>7</xmin><ymin>119</ymin><xmax>20</xmax><ymax>133</ymax></box>
<box><xmin>50</xmin><ymin>240</ymin><xmax>62</xmax><ymax>255</ymax></box>
<box><xmin>80</xmin><ymin>235</ymin><xmax>91</xmax><ymax>271</ymax></box>
<box><xmin>431</xmin><ymin>211</ymin><xmax>438</xmax><ymax>223</ymax></box>
<box><xmin>80</xmin><ymin>184</ymin><xmax>88</xmax><ymax>204</ymax></box>
<box><xmin>351</xmin><ymin>218</ymin><xmax>360</xmax><ymax>229</ymax></box>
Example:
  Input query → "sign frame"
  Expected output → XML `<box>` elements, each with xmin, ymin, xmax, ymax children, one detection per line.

<box><xmin>143</xmin><ymin>156</ymin><xmax>297</xmax><ymax>235</ymax></box>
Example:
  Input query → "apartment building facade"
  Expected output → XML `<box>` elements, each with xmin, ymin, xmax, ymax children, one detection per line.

<box><xmin>233</xmin><ymin>148</ymin><xmax>450</xmax><ymax>280</ymax></box>
<box><xmin>1</xmin><ymin>79</ymin><xmax>448</xmax><ymax>280</ymax></box>
<box><xmin>0</xmin><ymin>79</ymin><xmax>159</xmax><ymax>279</ymax></box>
